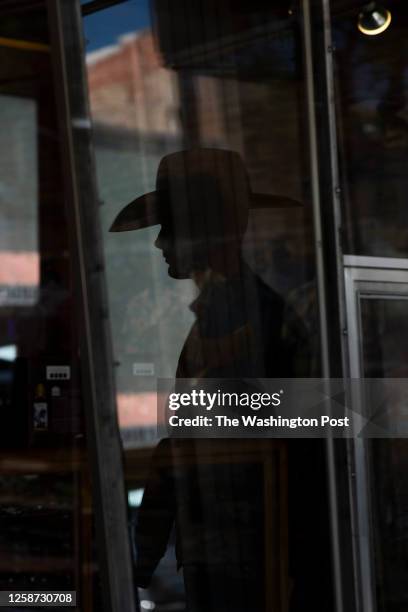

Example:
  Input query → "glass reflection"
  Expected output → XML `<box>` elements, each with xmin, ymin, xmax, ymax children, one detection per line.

<box><xmin>83</xmin><ymin>1</ymin><xmax>328</xmax><ymax>611</ymax></box>
<box><xmin>333</xmin><ymin>0</ymin><xmax>408</xmax><ymax>257</ymax></box>
<box><xmin>0</xmin><ymin>95</ymin><xmax>39</xmax><ymax>308</ymax></box>
<box><xmin>360</xmin><ymin>297</ymin><xmax>408</xmax><ymax>610</ymax></box>
<box><xmin>0</xmin><ymin>2</ymin><xmax>97</xmax><ymax>605</ymax></box>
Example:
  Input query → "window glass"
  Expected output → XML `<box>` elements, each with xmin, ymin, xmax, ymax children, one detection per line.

<box><xmin>0</xmin><ymin>2</ymin><xmax>99</xmax><ymax>605</ymax></box>
<box><xmin>83</xmin><ymin>2</ymin><xmax>329</xmax><ymax>611</ymax></box>
<box><xmin>84</xmin><ymin>0</ymin><xmax>320</xmax><ymax>441</ymax></box>
<box><xmin>0</xmin><ymin>95</ymin><xmax>38</xmax><ymax>307</ymax></box>
<box><xmin>332</xmin><ymin>0</ymin><xmax>408</xmax><ymax>257</ymax></box>
<box><xmin>360</xmin><ymin>296</ymin><xmax>408</xmax><ymax>610</ymax></box>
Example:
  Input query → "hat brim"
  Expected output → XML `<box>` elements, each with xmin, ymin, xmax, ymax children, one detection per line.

<box><xmin>109</xmin><ymin>190</ymin><xmax>302</xmax><ymax>232</ymax></box>
<box><xmin>109</xmin><ymin>192</ymin><xmax>159</xmax><ymax>232</ymax></box>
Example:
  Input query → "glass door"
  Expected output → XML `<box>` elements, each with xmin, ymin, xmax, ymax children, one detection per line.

<box><xmin>344</xmin><ymin>257</ymin><xmax>408</xmax><ymax>612</ymax></box>
<box><xmin>0</xmin><ymin>1</ymin><xmax>97</xmax><ymax>608</ymax></box>
<box><xmin>330</xmin><ymin>3</ymin><xmax>408</xmax><ymax>609</ymax></box>
<box><xmin>80</xmin><ymin>1</ymin><xmax>334</xmax><ymax>611</ymax></box>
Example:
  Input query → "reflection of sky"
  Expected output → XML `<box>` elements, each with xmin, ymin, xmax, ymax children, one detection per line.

<box><xmin>82</xmin><ymin>0</ymin><xmax>150</xmax><ymax>52</ymax></box>
<box><xmin>82</xmin><ymin>1</ymin><xmax>296</xmax><ymax>75</ymax></box>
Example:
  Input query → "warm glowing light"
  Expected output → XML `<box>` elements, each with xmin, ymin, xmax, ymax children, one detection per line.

<box><xmin>358</xmin><ymin>4</ymin><xmax>392</xmax><ymax>36</ymax></box>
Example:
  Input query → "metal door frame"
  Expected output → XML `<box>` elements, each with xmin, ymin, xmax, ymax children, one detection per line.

<box><xmin>344</xmin><ymin>255</ymin><xmax>408</xmax><ymax>612</ymax></box>
<box><xmin>302</xmin><ymin>2</ymin><xmax>360</xmax><ymax>611</ymax></box>
<box><xmin>303</xmin><ymin>2</ymin><xmax>408</xmax><ymax>610</ymax></box>
<box><xmin>73</xmin><ymin>1</ymin><xmax>354</xmax><ymax>610</ymax></box>
<box><xmin>48</xmin><ymin>1</ymin><xmax>351</xmax><ymax>610</ymax></box>
<box><xmin>43</xmin><ymin>1</ymin><xmax>408</xmax><ymax>611</ymax></box>
<box><xmin>345</xmin><ymin>256</ymin><xmax>408</xmax><ymax>381</ymax></box>
<box><xmin>46</xmin><ymin>2</ymin><xmax>138</xmax><ymax>611</ymax></box>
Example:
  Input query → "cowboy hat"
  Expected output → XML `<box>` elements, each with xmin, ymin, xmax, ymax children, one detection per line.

<box><xmin>110</xmin><ymin>148</ymin><xmax>300</xmax><ymax>233</ymax></box>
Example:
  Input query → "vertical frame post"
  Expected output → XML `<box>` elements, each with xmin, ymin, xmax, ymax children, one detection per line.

<box><xmin>46</xmin><ymin>1</ymin><xmax>137</xmax><ymax>611</ymax></box>
<box><xmin>302</xmin><ymin>3</ymin><xmax>344</xmax><ymax>612</ymax></box>
<box><xmin>302</xmin><ymin>1</ymin><xmax>358</xmax><ymax>611</ymax></box>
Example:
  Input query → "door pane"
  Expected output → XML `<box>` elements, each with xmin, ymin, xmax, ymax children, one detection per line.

<box><xmin>83</xmin><ymin>2</ymin><xmax>329</xmax><ymax>611</ymax></box>
<box><xmin>360</xmin><ymin>296</ymin><xmax>408</xmax><ymax>611</ymax></box>
<box><xmin>332</xmin><ymin>0</ymin><xmax>408</xmax><ymax>257</ymax></box>
<box><xmin>83</xmin><ymin>1</ymin><xmax>321</xmax><ymax>431</ymax></box>
<box><xmin>0</xmin><ymin>1</ymin><xmax>99</xmax><ymax>606</ymax></box>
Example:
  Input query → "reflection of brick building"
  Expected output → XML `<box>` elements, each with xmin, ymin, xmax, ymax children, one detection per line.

<box><xmin>86</xmin><ymin>33</ymin><xmax>190</xmax><ymax>438</ymax></box>
<box><xmin>86</xmin><ymin>28</ymin><xmax>305</xmax><ymax>204</ymax></box>
<box><xmin>87</xmin><ymin>31</ymin><xmax>180</xmax><ymax>136</ymax></box>
<box><xmin>86</xmin><ymin>25</ymin><xmax>311</xmax><ymax>253</ymax></box>
<box><xmin>85</xmin><ymin>25</ymin><xmax>313</xmax><ymax>439</ymax></box>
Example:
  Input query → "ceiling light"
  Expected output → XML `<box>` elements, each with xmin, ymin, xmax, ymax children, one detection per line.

<box><xmin>358</xmin><ymin>2</ymin><xmax>391</xmax><ymax>36</ymax></box>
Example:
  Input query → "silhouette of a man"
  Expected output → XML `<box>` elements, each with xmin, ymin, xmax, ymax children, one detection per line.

<box><xmin>111</xmin><ymin>148</ymin><xmax>302</xmax><ymax>612</ymax></box>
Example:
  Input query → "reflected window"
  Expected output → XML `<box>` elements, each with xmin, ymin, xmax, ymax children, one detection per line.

<box><xmin>0</xmin><ymin>2</ymin><xmax>99</xmax><ymax>604</ymax></box>
<box><xmin>83</xmin><ymin>0</ymin><xmax>321</xmax><ymax>444</ymax></box>
<box><xmin>332</xmin><ymin>0</ymin><xmax>408</xmax><ymax>257</ymax></box>
<box><xmin>83</xmin><ymin>2</ymin><xmax>330</xmax><ymax>612</ymax></box>
<box><xmin>360</xmin><ymin>296</ymin><xmax>408</xmax><ymax>610</ymax></box>
<box><xmin>0</xmin><ymin>95</ymin><xmax>39</xmax><ymax>307</ymax></box>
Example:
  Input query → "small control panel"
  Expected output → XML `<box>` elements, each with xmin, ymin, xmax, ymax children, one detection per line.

<box><xmin>46</xmin><ymin>365</ymin><xmax>71</xmax><ymax>381</ymax></box>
